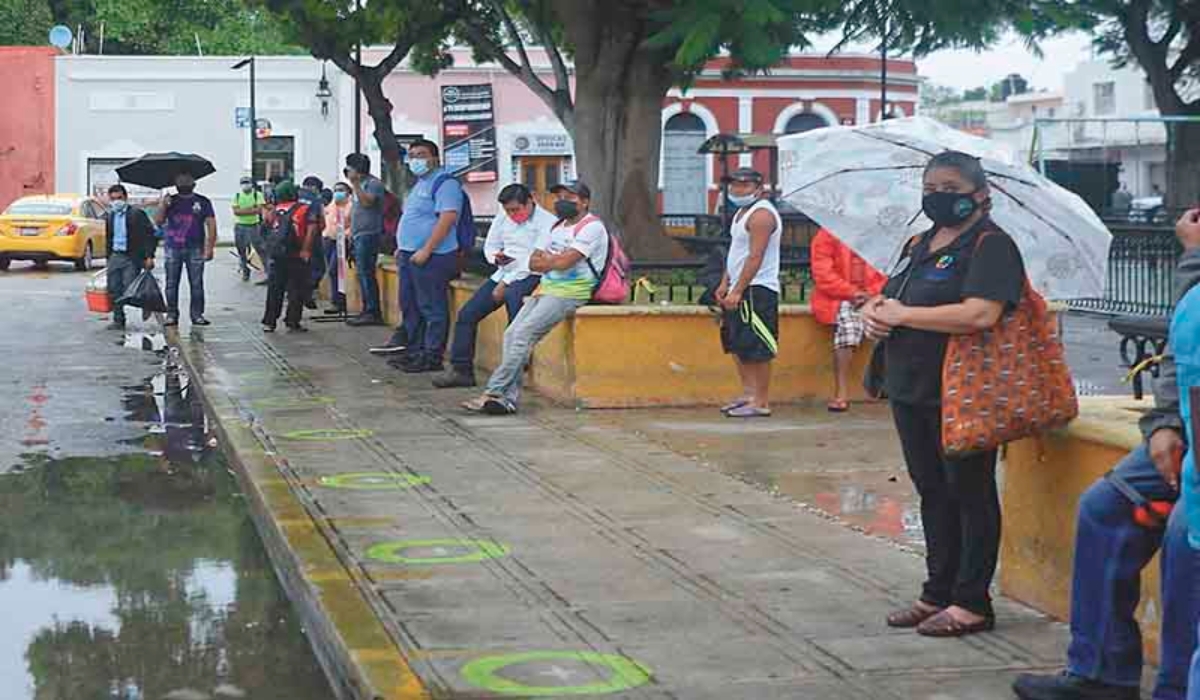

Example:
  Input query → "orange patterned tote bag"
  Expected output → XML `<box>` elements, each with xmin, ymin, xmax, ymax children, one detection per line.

<box><xmin>940</xmin><ymin>278</ymin><xmax>1078</xmax><ymax>457</ymax></box>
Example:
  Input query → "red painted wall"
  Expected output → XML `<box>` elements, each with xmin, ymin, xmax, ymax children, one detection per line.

<box><xmin>0</xmin><ymin>48</ymin><xmax>56</xmax><ymax>211</ymax></box>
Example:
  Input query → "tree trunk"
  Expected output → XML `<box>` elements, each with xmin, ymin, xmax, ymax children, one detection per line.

<box><xmin>358</xmin><ymin>70</ymin><xmax>408</xmax><ymax>197</ymax></box>
<box><xmin>1165</xmin><ymin>120</ymin><xmax>1200</xmax><ymax>215</ymax></box>
<box><xmin>559</xmin><ymin>4</ymin><xmax>683</xmax><ymax>260</ymax></box>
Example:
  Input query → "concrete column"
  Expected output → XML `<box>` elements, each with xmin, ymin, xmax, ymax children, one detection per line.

<box><xmin>738</xmin><ymin>96</ymin><xmax>753</xmax><ymax>167</ymax></box>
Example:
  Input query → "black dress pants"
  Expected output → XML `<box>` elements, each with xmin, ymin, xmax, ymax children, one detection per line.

<box><xmin>263</xmin><ymin>256</ymin><xmax>310</xmax><ymax>328</ymax></box>
<box><xmin>890</xmin><ymin>401</ymin><xmax>1001</xmax><ymax>617</ymax></box>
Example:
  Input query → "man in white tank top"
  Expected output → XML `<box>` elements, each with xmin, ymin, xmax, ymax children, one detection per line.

<box><xmin>716</xmin><ymin>168</ymin><xmax>783</xmax><ymax>418</ymax></box>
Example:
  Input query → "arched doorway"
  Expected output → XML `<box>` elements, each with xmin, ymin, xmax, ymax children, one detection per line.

<box><xmin>784</xmin><ymin>112</ymin><xmax>828</xmax><ymax>135</ymax></box>
<box><xmin>661</xmin><ymin>112</ymin><xmax>708</xmax><ymax>214</ymax></box>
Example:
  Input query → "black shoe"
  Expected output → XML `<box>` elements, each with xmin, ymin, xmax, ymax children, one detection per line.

<box><xmin>304</xmin><ymin>299</ymin><xmax>318</xmax><ymax>310</ymax></box>
<box><xmin>164</xmin><ymin>315</ymin><xmax>179</xmax><ymax>327</ymax></box>
<box><xmin>242</xmin><ymin>271</ymin><xmax>251</xmax><ymax>281</ymax></box>
<box><xmin>433</xmin><ymin>369</ymin><xmax>477</xmax><ymax>389</ymax></box>
<box><xmin>192</xmin><ymin>316</ymin><xmax>211</xmax><ymax>326</ymax></box>
<box><xmin>346</xmin><ymin>314</ymin><xmax>384</xmax><ymax>327</ymax></box>
<box><xmin>1012</xmin><ymin>672</ymin><xmax>1139</xmax><ymax>700</ymax></box>
<box><xmin>263</xmin><ymin>323</ymin><xmax>276</xmax><ymax>333</ymax></box>
<box><xmin>369</xmin><ymin>331</ymin><xmax>408</xmax><ymax>355</ymax></box>
<box><xmin>286</xmin><ymin>323</ymin><xmax>308</xmax><ymax>333</ymax></box>
<box><xmin>403</xmin><ymin>359</ymin><xmax>443</xmax><ymax>374</ymax></box>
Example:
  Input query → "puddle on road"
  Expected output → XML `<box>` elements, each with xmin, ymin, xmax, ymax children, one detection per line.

<box><xmin>0</xmin><ymin>338</ymin><xmax>333</xmax><ymax>699</ymax></box>
<box><xmin>771</xmin><ymin>471</ymin><xmax>925</xmax><ymax>549</ymax></box>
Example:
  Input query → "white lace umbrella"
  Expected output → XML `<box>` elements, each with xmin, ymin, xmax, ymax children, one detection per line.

<box><xmin>778</xmin><ymin>116</ymin><xmax>1112</xmax><ymax>300</ymax></box>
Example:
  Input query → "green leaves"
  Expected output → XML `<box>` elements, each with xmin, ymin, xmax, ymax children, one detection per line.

<box><xmin>0</xmin><ymin>0</ymin><xmax>55</xmax><ymax>47</ymax></box>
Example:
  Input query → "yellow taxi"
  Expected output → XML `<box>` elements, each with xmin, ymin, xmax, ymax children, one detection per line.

<box><xmin>0</xmin><ymin>194</ymin><xmax>109</xmax><ymax>271</ymax></box>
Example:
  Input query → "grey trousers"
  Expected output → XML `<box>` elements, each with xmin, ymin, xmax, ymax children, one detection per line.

<box><xmin>484</xmin><ymin>295</ymin><xmax>585</xmax><ymax>405</ymax></box>
<box><xmin>106</xmin><ymin>252</ymin><xmax>138</xmax><ymax>323</ymax></box>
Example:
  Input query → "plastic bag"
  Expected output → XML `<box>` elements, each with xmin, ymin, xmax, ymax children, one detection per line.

<box><xmin>115</xmin><ymin>270</ymin><xmax>168</xmax><ymax>313</ymax></box>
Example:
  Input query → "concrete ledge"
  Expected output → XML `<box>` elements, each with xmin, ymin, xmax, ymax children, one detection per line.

<box><xmin>1001</xmin><ymin>396</ymin><xmax>1160</xmax><ymax>663</ymax></box>
<box><xmin>174</xmin><ymin>333</ymin><xmax>428</xmax><ymax>700</ymax></box>
<box><xmin>344</xmin><ymin>264</ymin><xmax>870</xmax><ymax>408</ymax></box>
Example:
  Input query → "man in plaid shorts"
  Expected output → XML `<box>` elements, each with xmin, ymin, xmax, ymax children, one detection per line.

<box><xmin>810</xmin><ymin>228</ymin><xmax>887</xmax><ymax>412</ymax></box>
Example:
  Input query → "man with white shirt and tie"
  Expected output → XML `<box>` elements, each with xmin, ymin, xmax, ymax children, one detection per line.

<box><xmin>433</xmin><ymin>183</ymin><xmax>556</xmax><ymax>389</ymax></box>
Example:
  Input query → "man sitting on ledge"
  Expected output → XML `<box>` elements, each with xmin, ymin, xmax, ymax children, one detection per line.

<box><xmin>462</xmin><ymin>180</ymin><xmax>607</xmax><ymax>416</ymax></box>
<box><xmin>1013</xmin><ymin>213</ymin><xmax>1200</xmax><ymax>700</ymax></box>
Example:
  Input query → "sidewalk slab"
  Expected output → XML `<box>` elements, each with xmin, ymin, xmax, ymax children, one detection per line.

<box><xmin>177</xmin><ymin>260</ymin><xmax>1083</xmax><ymax>699</ymax></box>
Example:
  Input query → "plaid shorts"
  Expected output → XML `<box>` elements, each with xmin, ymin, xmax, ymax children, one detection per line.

<box><xmin>834</xmin><ymin>301</ymin><xmax>866</xmax><ymax>349</ymax></box>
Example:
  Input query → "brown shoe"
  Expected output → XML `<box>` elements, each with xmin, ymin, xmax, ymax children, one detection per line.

<box><xmin>886</xmin><ymin>602</ymin><xmax>943</xmax><ymax>628</ymax></box>
<box><xmin>916</xmin><ymin>609</ymin><xmax>995</xmax><ymax>638</ymax></box>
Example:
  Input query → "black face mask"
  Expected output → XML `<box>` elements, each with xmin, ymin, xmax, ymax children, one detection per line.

<box><xmin>554</xmin><ymin>200</ymin><xmax>579</xmax><ymax>220</ymax></box>
<box><xmin>922</xmin><ymin>191</ymin><xmax>979</xmax><ymax>227</ymax></box>
<box><xmin>176</xmin><ymin>184</ymin><xmax>195</xmax><ymax>196</ymax></box>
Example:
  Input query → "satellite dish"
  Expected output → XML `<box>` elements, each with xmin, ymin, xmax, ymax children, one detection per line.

<box><xmin>48</xmin><ymin>25</ymin><xmax>73</xmax><ymax>49</ymax></box>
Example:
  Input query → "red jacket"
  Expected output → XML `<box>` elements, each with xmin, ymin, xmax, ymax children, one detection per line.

<box><xmin>810</xmin><ymin>228</ymin><xmax>887</xmax><ymax>325</ymax></box>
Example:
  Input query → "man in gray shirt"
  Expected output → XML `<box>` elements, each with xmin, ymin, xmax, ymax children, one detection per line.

<box><xmin>344</xmin><ymin>153</ymin><xmax>386</xmax><ymax>326</ymax></box>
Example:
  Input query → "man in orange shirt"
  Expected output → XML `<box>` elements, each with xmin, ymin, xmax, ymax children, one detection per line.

<box><xmin>261</xmin><ymin>180</ymin><xmax>321</xmax><ymax>333</ymax></box>
<box><xmin>810</xmin><ymin>228</ymin><xmax>887</xmax><ymax>412</ymax></box>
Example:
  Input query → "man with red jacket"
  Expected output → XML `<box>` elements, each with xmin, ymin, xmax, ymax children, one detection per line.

<box><xmin>810</xmin><ymin>228</ymin><xmax>887</xmax><ymax>412</ymax></box>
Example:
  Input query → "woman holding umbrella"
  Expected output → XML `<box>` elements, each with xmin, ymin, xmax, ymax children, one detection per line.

<box><xmin>862</xmin><ymin>151</ymin><xmax>1026</xmax><ymax>637</ymax></box>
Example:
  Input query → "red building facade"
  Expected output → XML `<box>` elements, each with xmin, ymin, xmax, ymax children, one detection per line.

<box><xmin>659</xmin><ymin>54</ymin><xmax>919</xmax><ymax>213</ymax></box>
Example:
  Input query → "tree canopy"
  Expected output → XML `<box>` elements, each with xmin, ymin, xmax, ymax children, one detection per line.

<box><xmin>2</xmin><ymin>0</ymin><xmax>299</xmax><ymax>55</ymax></box>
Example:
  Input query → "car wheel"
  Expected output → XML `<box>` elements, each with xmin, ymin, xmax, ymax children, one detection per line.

<box><xmin>75</xmin><ymin>242</ymin><xmax>93</xmax><ymax>271</ymax></box>
<box><xmin>0</xmin><ymin>258</ymin><xmax>9</xmax><ymax>271</ymax></box>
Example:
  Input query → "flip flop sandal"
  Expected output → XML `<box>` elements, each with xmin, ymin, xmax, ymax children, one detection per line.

<box><xmin>720</xmin><ymin>399</ymin><xmax>751</xmax><ymax>413</ymax></box>
<box><xmin>827</xmin><ymin>399</ymin><xmax>850</xmax><ymax>413</ymax></box>
<box><xmin>916</xmin><ymin>610</ymin><xmax>995</xmax><ymax>638</ymax></box>
<box><xmin>725</xmin><ymin>405</ymin><xmax>772</xmax><ymax>418</ymax></box>
<box><xmin>886</xmin><ymin>603</ymin><xmax>943</xmax><ymax>628</ymax></box>
<box><xmin>482</xmin><ymin>397</ymin><xmax>517</xmax><ymax>415</ymax></box>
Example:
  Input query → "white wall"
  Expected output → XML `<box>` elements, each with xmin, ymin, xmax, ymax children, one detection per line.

<box><xmin>55</xmin><ymin>55</ymin><xmax>346</xmax><ymax>240</ymax></box>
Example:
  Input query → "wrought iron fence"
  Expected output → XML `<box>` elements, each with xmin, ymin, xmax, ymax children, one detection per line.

<box><xmin>629</xmin><ymin>260</ymin><xmax>812</xmax><ymax>305</ymax></box>
<box><xmin>1067</xmin><ymin>224</ymin><xmax>1181</xmax><ymax>316</ymax></box>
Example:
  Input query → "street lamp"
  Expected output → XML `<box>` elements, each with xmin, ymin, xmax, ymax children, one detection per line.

<box><xmin>232</xmin><ymin>57</ymin><xmax>256</xmax><ymax>179</ymax></box>
<box><xmin>316</xmin><ymin>62</ymin><xmax>333</xmax><ymax>119</ymax></box>
<box><xmin>699</xmin><ymin>133</ymin><xmax>751</xmax><ymax>236</ymax></box>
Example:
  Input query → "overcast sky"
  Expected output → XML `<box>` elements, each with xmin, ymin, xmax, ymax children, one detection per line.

<box><xmin>812</xmin><ymin>31</ymin><xmax>1100</xmax><ymax>94</ymax></box>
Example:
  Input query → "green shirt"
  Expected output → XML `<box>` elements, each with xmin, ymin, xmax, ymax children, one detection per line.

<box><xmin>233</xmin><ymin>191</ymin><xmax>265</xmax><ymax>226</ymax></box>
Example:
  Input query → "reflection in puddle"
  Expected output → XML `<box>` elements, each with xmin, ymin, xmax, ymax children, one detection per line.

<box><xmin>0</xmin><ymin>346</ymin><xmax>332</xmax><ymax>699</ymax></box>
<box><xmin>122</xmin><ymin>331</ymin><xmax>167</xmax><ymax>353</ymax></box>
<box><xmin>773</xmin><ymin>471</ymin><xmax>924</xmax><ymax>549</ymax></box>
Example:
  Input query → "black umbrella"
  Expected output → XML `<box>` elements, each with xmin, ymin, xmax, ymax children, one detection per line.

<box><xmin>116</xmin><ymin>152</ymin><xmax>216</xmax><ymax>190</ymax></box>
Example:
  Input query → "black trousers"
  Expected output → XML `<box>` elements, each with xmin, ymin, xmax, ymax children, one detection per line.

<box><xmin>263</xmin><ymin>256</ymin><xmax>310</xmax><ymax>328</ymax></box>
<box><xmin>890</xmin><ymin>401</ymin><xmax>1000</xmax><ymax>617</ymax></box>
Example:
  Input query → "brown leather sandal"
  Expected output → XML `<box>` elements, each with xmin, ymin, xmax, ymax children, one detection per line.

<box><xmin>886</xmin><ymin>602</ymin><xmax>943</xmax><ymax>628</ymax></box>
<box><xmin>916</xmin><ymin>610</ymin><xmax>995</xmax><ymax>637</ymax></box>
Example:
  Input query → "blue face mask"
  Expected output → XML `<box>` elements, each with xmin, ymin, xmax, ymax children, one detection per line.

<box><xmin>111</xmin><ymin>200</ymin><xmax>128</xmax><ymax>213</ymax></box>
<box><xmin>728</xmin><ymin>192</ymin><xmax>758</xmax><ymax>208</ymax></box>
<box><xmin>333</xmin><ymin>191</ymin><xmax>348</xmax><ymax>203</ymax></box>
<box><xmin>408</xmin><ymin>158</ymin><xmax>430</xmax><ymax>176</ymax></box>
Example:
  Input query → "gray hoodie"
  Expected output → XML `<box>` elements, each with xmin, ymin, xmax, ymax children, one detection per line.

<box><xmin>1139</xmin><ymin>248</ymin><xmax>1200</xmax><ymax>443</ymax></box>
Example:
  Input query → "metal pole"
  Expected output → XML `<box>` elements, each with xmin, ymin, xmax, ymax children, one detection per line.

<box><xmin>249</xmin><ymin>57</ymin><xmax>257</xmax><ymax>179</ymax></box>
<box><xmin>879</xmin><ymin>3</ymin><xmax>888</xmax><ymax>121</ymax></box>
<box><xmin>354</xmin><ymin>0</ymin><xmax>363</xmax><ymax>154</ymax></box>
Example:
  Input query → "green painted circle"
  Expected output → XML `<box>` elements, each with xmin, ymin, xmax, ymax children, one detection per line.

<box><xmin>281</xmin><ymin>428</ymin><xmax>373</xmax><ymax>441</ymax></box>
<box><xmin>253</xmin><ymin>396</ymin><xmax>336</xmax><ymax>410</ymax></box>
<box><xmin>318</xmin><ymin>472</ymin><xmax>430</xmax><ymax>490</ymax></box>
<box><xmin>365</xmin><ymin>538</ymin><xmax>509</xmax><ymax>565</ymax></box>
<box><xmin>461</xmin><ymin>651</ymin><xmax>652</xmax><ymax>696</ymax></box>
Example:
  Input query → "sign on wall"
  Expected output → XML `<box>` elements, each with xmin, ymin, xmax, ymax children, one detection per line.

<box><xmin>441</xmin><ymin>84</ymin><xmax>497</xmax><ymax>183</ymax></box>
<box><xmin>88</xmin><ymin>158</ymin><xmax>161</xmax><ymax>201</ymax></box>
<box><xmin>511</xmin><ymin>133</ymin><xmax>573</xmax><ymax>156</ymax></box>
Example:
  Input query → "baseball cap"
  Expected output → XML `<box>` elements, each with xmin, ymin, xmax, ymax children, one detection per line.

<box><xmin>239</xmin><ymin>175</ymin><xmax>254</xmax><ymax>185</ymax></box>
<box><xmin>550</xmin><ymin>180</ymin><xmax>592</xmax><ymax>199</ymax></box>
<box><xmin>302</xmin><ymin>175</ymin><xmax>324</xmax><ymax>190</ymax></box>
<box><xmin>274</xmin><ymin>179</ymin><xmax>298</xmax><ymax>202</ymax></box>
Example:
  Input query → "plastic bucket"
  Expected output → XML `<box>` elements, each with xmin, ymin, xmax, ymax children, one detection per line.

<box><xmin>86</xmin><ymin>289</ymin><xmax>112</xmax><ymax>313</ymax></box>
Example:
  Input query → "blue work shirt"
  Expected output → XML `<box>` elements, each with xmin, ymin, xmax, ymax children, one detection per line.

<box><xmin>1173</xmin><ymin>282</ymin><xmax>1200</xmax><ymax>548</ymax></box>
<box><xmin>398</xmin><ymin>167</ymin><xmax>462</xmax><ymax>255</ymax></box>
<box><xmin>112</xmin><ymin>209</ymin><xmax>128</xmax><ymax>252</ymax></box>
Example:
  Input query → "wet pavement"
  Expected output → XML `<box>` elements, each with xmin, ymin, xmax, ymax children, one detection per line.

<box><xmin>0</xmin><ymin>262</ymin><xmax>332</xmax><ymax>700</ymax></box>
<box><xmin>158</xmin><ymin>257</ymin><xmax>1111</xmax><ymax>700</ymax></box>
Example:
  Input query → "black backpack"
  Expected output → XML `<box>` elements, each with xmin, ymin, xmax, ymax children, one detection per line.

<box><xmin>264</xmin><ymin>203</ymin><xmax>302</xmax><ymax>260</ymax></box>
